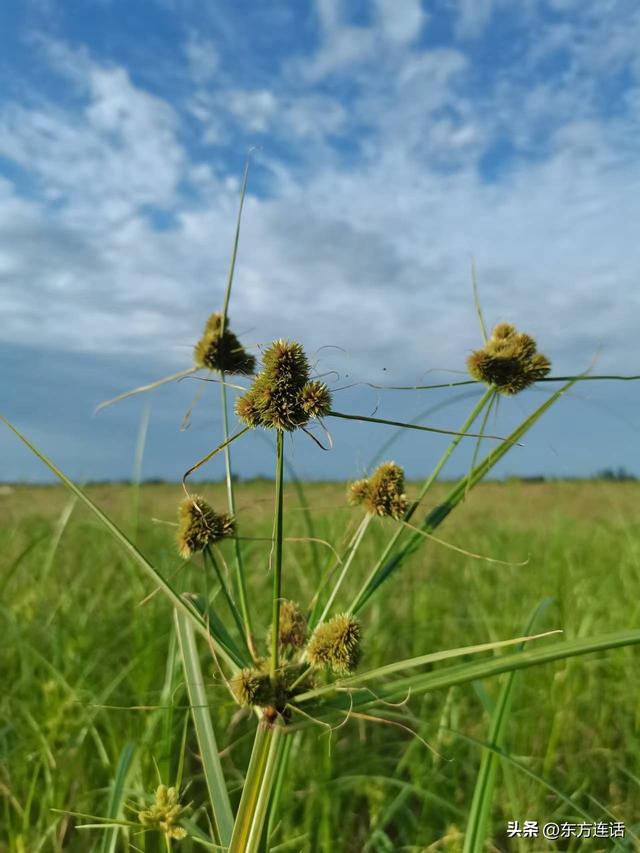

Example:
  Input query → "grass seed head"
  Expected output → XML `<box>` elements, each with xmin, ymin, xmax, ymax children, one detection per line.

<box><xmin>193</xmin><ymin>312</ymin><xmax>256</xmax><ymax>375</ymax></box>
<box><xmin>467</xmin><ymin>322</ymin><xmax>551</xmax><ymax>394</ymax></box>
<box><xmin>300</xmin><ymin>379</ymin><xmax>332</xmax><ymax>419</ymax></box>
<box><xmin>138</xmin><ymin>784</ymin><xmax>188</xmax><ymax>840</ymax></box>
<box><xmin>230</xmin><ymin>668</ymin><xmax>273</xmax><ymax>707</ymax></box>
<box><xmin>347</xmin><ymin>461</ymin><xmax>408</xmax><ymax>520</ymax></box>
<box><xmin>235</xmin><ymin>339</ymin><xmax>332</xmax><ymax>431</ymax></box>
<box><xmin>306</xmin><ymin>613</ymin><xmax>362</xmax><ymax>675</ymax></box>
<box><xmin>271</xmin><ymin>599</ymin><xmax>307</xmax><ymax>650</ymax></box>
<box><xmin>177</xmin><ymin>496</ymin><xmax>235</xmax><ymax>558</ymax></box>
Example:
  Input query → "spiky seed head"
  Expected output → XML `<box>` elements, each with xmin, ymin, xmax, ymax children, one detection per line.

<box><xmin>276</xmin><ymin>600</ymin><xmax>307</xmax><ymax>649</ymax></box>
<box><xmin>306</xmin><ymin>613</ymin><xmax>362</xmax><ymax>675</ymax></box>
<box><xmin>138</xmin><ymin>784</ymin><xmax>188</xmax><ymax>840</ymax></box>
<box><xmin>300</xmin><ymin>380</ymin><xmax>332</xmax><ymax>419</ymax></box>
<box><xmin>235</xmin><ymin>339</ymin><xmax>332</xmax><ymax>431</ymax></box>
<box><xmin>177</xmin><ymin>496</ymin><xmax>235</xmax><ymax>558</ymax></box>
<box><xmin>467</xmin><ymin>323</ymin><xmax>551</xmax><ymax>395</ymax></box>
<box><xmin>347</xmin><ymin>462</ymin><xmax>408</xmax><ymax>520</ymax></box>
<box><xmin>193</xmin><ymin>312</ymin><xmax>256</xmax><ymax>375</ymax></box>
<box><xmin>230</xmin><ymin>668</ymin><xmax>273</xmax><ymax>707</ymax></box>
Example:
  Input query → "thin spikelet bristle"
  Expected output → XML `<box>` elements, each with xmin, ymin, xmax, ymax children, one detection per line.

<box><xmin>176</xmin><ymin>496</ymin><xmax>235</xmax><ymax>558</ymax></box>
<box><xmin>467</xmin><ymin>323</ymin><xmax>551</xmax><ymax>395</ymax></box>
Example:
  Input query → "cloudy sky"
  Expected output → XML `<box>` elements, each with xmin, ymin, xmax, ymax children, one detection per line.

<box><xmin>1</xmin><ymin>0</ymin><xmax>639</xmax><ymax>482</ymax></box>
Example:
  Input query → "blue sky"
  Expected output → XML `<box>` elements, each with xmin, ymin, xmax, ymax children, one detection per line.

<box><xmin>1</xmin><ymin>0</ymin><xmax>639</xmax><ymax>482</ymax></box>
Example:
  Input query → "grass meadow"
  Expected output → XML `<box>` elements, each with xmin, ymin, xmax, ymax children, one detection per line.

<box><xmin>2</xmin><ymin>478</ymin><xmax>639</xmax><ymax>851</ymax></box>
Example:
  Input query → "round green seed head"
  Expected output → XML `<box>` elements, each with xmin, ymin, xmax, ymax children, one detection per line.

<box><xmin>193</xmin><ymin>312</ymin><xmax>256</xmax><ymax>375</ymax></box>
<box><xmin>306</xmin><ymin>613</ymin><xmax>362</xmax><ymax>675</ymax></box>
<box><xmin>235</xmin><ymin>339</ymin><xmax>332</xmax><ymax>431</ymax></box>
<box><xmin>467</xmin><ymin>323</ymin><xmax>551</xmax><ymax>395</ymax></box>
<box><xmin>347</xmin><ymin>462</ymin><xmax>408</xmax><ymax>519</ymax></box>
<box><xmin>274</xmin><ymin>599</ymin><xmax>307</xmax><ymax>650</ymax></box>
<box><xmin>177</xmin><ymin>496</ymin><xmax>235</xmax><ymax>558</ymax></box>
<box><xmin>230</xmin><ymin>668</ymin><xmax>273</xmax><ymax>707</ymax></box>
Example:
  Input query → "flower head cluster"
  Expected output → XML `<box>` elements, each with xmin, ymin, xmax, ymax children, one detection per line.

<box><xmin>348</xmin><ymin>462</ymin><xmax>408</xmax><ymax>520</ymax></box>
<box><xmin>467</xmin><ymin>323</ymin><xmax>551</xmax><ymax>395</ymax></box>
<box><xmin>193</xmin><ymin>312</ymin><xmax>256</xmax><ymax>375</ymax></box>
<box><xmin>230</xmin><ymin>667</ymin><xmax>273</xmax><ymax>708</ymax></box>
<box><xmin>235</xmin><ymin>340</ymin><xmax>331</xmax><ymax>431</ymax></box>
<box><xmin>230</xmin><ymin>662</ymin><xmax>312</xmax><ymax>720</ymax></box>
<box><xmin>274</xmin><ymin>599</ymin><xmax>307</xmax><ymax>651</ymax></box>
<box><xmin>177</xmin><ymin>496</ymin><xmax>235</xmax><ymax>558</ymax></box>
<box><xmin>306</xmin><ymin>613</ymin><xmax>362</xmax><ymax>675</ymax></box>
<box><xmin>138</xmin><ymin>784</ymin><xmax>188</xmax><ymax>841</ymax></box>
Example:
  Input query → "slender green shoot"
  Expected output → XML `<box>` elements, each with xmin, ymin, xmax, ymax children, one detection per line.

<box><xmin>271</xmin><ymin>430</ymin><xmax>285</xmax><ymax>675</ymax></box>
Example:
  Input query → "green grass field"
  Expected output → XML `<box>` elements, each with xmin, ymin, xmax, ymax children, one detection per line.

<box><xmin>2</xmin><ymin>479</ymin><xmax>639</xmax><ymax>851</ymax></box>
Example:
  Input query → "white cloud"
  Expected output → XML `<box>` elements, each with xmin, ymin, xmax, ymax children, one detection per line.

<box><xmin>1</xmin><ymin>4</ymin><xmax>640</xmax><ymax>391</ymax></box>
<box><xmin>184</xmin><ymin>33</ymin><xmax>220</xmax><ymax>82</ymax></box>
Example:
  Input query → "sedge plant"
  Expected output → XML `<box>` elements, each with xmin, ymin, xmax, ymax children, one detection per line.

<box><xmin>4</xmin><ymin>165</ymin><xmax>640</xmax><ymax>852</ymax></box>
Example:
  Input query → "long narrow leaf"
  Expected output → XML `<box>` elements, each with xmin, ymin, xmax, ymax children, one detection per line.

<box><xmin>463</xmin><ymin>598</ymin><xmax>555</xmax><ymax>853</ymax></box>
<box><xmin>175</xmin><ymin>610</ymin><xmax>234</xmax><ymax>847</ymax></box>
<box><xmin>0</xmin><ymin>415</ymin><xmax>244</xmax><ymax>670</ymax></box>
<box><xmin>300</xmin><ymin>630</ymin><xmax>560</xmax><ymax>701</ymax></box>
<box><xmin>294</xmin><ymin>628</ymin><xmax>640</xmax><ymax>712</ymax></box>
<box><xmin>352</xmin><ymin>376</ymin><xmax>578</xmax><ymax>612</ymax></box>
<box><xmin>100</xmin><ymin>742</ymin><xmax>136</xmax><ymax>853</ymax></box>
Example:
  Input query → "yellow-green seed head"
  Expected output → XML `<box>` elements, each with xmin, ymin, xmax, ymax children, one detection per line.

<box><xmin>467</xmin><ymin>323</ymin><xmax>551</xmax><ymax>395</ymax></box>
<box><xmin>138</xmin><ymin>784</ymin><xmax>188</xmax><ymax>840</ymax></box>
<box><xmin>274</xmin><ymin>599</ymin><xmax>307</xmax><ymax>650</ymax></box>
<box><xmin>300</xmin><ymin>380</ymin><xmax>332</xmax><ymax>419</ymax></box>
<box><xmin>306</xmin><ymin>613</ymin><xmax>362</xmax><ymax>675</ymax></box>
<box><xmin>230</xmin><ymin>668</ymin><xmax>273</xmax><ymax>707</ymax></box>
<box><xmin>177</xmin><ymin>496</ymin><xmax>235</xmax><ymax>558</ymax></box>
<box><xmin>193</xmin><ymin>312</ymin><xmax>256</xmax><ymax>375</ymax></box>
<box><xmin>235</xmin><ymin>339</ymin><xmax>332</xmax><ymax>431</ymax></box>
<box><xmin>347</xmin><ymin>462</ymin><xmax>408</xmax><ymax>520</ymax></box>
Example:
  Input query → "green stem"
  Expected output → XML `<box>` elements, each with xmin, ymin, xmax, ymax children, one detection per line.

<box><xmin>220</xmin><ymin>377</ymin><xmax>255</xmax><ymax>657</ymax></box>
<box><xmin>315</xmin><ymin>513</ymin><xmax>372</xmax><ymax>627</ymax></box>
<box><xmin>265</xmin><ymin>733</ymin><xmax>293</xmax><ymax>846</ymax></box>
<box><xmin>220</xmin><ymin>159</ymin><xmax>250</xmax><ymax>333</ymax></box>
<box><xmin>271</xmin><ymin>430</ymin><xmax>285</xmax><ymax>675</ymax></box>
<box><xmin>228</xmin><ymin>724</ymin><xmax>277</xmax><ymax>853</ymax></box>
<box><xmin>245</xmin><ymin>727</ymin><xmax>284</xmax><ymax>851</ymax></box>
<box><xmin>204</xmin><ymin>547</ymin><xmax>250</xmax><ymax>657</ymax></box>
<box><xmin>349</xmin><ymin>389</ymin><xmax>494</xmax><ymax>613</ymax></box>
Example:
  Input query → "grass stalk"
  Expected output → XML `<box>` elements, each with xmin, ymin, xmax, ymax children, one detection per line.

<box><xmin>270</xmin><ymin>430</ymin><xmax>285</xmax><ymax>675</ymax></box>
<box><xmin>228</xmin><ymin>724</ymin><xmax>277</xmax><ymax>853</ymax></box>
<box><xmin>244</xmin><ymin>727</ymin><xmax>284</xmax><ymax>851</ymax></box>
<box><xmin>174</xmin><ymin>610</ymin><xmax>234</xmax><ymax>847</ymax></box>
<box><xmin>204</xmin><ymin>547</ymin><xmax>251</xmax><ymax>658</ymax></box>
<box><xmin>314</xmin><ymin>513</ymin><xmax>372</xmax><ymax>627</ymax></box>
<box><xmin>349</xmin><ymin>389</ymin><xmax>493</xmax><ymax>613</ymax></box>
<box><xmin>220</xmin><ymin>377</ymin><xmax>256</xmax><ymax>657</ymax></box>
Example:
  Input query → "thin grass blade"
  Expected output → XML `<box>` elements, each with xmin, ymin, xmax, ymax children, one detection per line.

<box><xmin>0</xmin><ymin>415</ymin><xmax>244</xmax><ymax>670</ymax></box>
<box><xmin>463</xmin><ymin>597</ymin><xmax>555</xmax><ymax>853</ymax></box>
<box><xmin>100</xmin><ymin>742</ymin><xmax>136</xmax><ymax>853</ymax></box>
